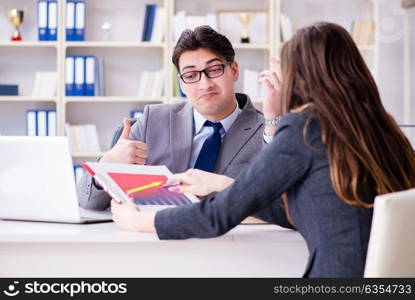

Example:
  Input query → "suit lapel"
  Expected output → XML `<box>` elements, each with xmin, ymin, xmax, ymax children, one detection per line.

<box><xmin>215</xmin><ymin>95</ymin><xmax>263</xmax><ymax>174</ymax></box>
<box><xmin>170</xmin><ymin>102</ymin><xmax>194</xmax><ymax>173</ymax></box>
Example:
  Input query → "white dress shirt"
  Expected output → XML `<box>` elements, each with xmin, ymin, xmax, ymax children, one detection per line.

<box><xmin>189</xmin><ymin>104</ymin><xmax>241</xmax><ymax>169</ymax></box>
<box><xmin>263</xmin><ymin>134</ymin><xmax>274</xmax><ymax>144</ymax></box>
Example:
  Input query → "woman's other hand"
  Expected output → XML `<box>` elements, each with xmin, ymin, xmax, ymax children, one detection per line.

<box><xmin>165</xmin><ymin>169</ymin><xmax>235</xmax><ymax>196</ymax></box>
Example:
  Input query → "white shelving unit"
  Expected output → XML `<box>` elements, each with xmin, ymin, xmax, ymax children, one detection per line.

<box><xmin>0</xmin><ymin>41</ymin><xmax>58</xmax><ymax>47</ymax></box>
<box><xmin>0</xmin><ymin>0</ymin><xmax>382</xmax><ymax>163</ymax></box>
<box><xmin>170</xmin><ymin>0</ymin><xmax>276</xmax><ymax>106</ymax></box>
<box><xmin>72</xmin><ymin>151</ymin><xmax>104</xmax><ymax>158</ymax></box>
<box><xmin>277</xmin><ymin>0</ymin><xmax>379</xmax><ymax>79</ymax></box>
<box><xmin>0</xmin><ymin>96</ymin><xmax>56</xmax><ymax>102</ymax></box>
<box><xmin>62</xmin><ymin>0</ymin><xmax>169</xmax><ymax>160</ymax></box>
<box><xmin>64</xmin><ymin>41</ymin><xmax>165</xmax><ymax>48</ymax></box>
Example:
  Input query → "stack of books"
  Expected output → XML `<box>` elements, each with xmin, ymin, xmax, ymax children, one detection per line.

<box><xmin>65</xmin><ymin>55</ymin><xmax>104</xmax><ymax>96</ymax></box>
<box><xmin>37</xmin><ymin>0</ymin><xmax>58</xmax><ymax>41</ymax></box>
<box><xmin>243</xmin><ymin>69</ymin><xmax>266</xmax><ymax>101</ymax></box>
<box><xmin>352</xmin><ymin>20</ymin><xmax>375</xmax><ymax>46</ymax></box>
<box><xmin>172</xmin><ymin>11</ymin><xmax>217</xmax><ymax>41</ymax></box>
<box><xmin>130</xmin><ymin>110</ymin><xmax>144</xmax><ymax>119</ymax></box>
<box><xmin>137</xmin><ymin>70</ymin><xmax>164</xmax><ymax>98</ymax></box>
<box><xmin>64</xmin><ymin>123</ymin><xmax>101</xmax><ymax>153</ymax></box>
<box><xmin>141</xmin><ymin>4</ymin><xmax>165</xmax><ymax>42</ymax></box>
<box><xmin>26</xmin><ymin>110</ymin><xmax>56</xmax><ymax>137</ymax></box>
<box><xmin>38</xmin><ymin>0</ymin><xmax>86</xmax><ymax>41</ymax></box>
<box><xmin>280</xmin><ymin>13</ymin><xmax>298</xmax><ymax>42</ymax></box>
<box><xmin>172</xmin><ymin>69</ymin><xmax>186</xmax><ymax>98</ymax></box>
<box><xmin>73</xmin><ymin>165</ymin><xmax>85</xmax><ymax>184</ymax></box>
<box><xmin>0</xmin><ymin>85</ymin><xmax>18</xmax><ymax>96</ymax></box>
<box><xmin>32</xmin><ymin>72</ymin><xmax>57</xmax><ymax>97</ymax></box>
<box><xmin>65</xmin><ymin>0</ymin><xmax>86</xmax><ymax>41</ymax></box>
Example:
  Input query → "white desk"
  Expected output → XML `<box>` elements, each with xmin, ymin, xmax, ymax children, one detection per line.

<box><xmin>0</xmin><ymin>220</ymin><xmax>308</xmax><ymax>277</ymax></box>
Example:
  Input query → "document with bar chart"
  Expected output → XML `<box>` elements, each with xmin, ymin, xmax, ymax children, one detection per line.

<box><xmin>82</xmin><ymin>162</ymin><xmax>199</xmax><ymax>211</ymax></box>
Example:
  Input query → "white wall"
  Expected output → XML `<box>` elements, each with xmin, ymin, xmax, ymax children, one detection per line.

<box><xmin>378</xmin><ymin>0</ymin><xmax>405</xmax><ymax>123</ymax></box>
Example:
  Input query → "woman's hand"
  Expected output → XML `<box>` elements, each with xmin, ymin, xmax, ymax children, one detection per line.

<box><xmin>111</xmin><ymin>198</ymin><xmax>156</xmax><ymax>233</ymax></box>
<box><xmin>165</xmin><ymin>169</ymin><xmax>235</xmax><ymax>196</ymax></box>
<box><xmin>258</xmin><ymin>57</ymin><xmax>283</xmax><ymax>136</ymax></box>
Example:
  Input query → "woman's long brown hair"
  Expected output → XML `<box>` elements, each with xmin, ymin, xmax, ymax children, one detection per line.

<box><xmin>280</xmin><ymin>22</ymin><xmax>415</xmax><ymax>209</ymax></box>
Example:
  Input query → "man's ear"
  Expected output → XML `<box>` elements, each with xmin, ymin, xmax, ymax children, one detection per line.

<box><xmin>231</xmin><ymin>60</ymin><xmax>239</xmax><ymax>82</ymax></box>
<box><xmin>178</xmin><ymin>77</ymin><xmax>186</xmax><ymax>97</ymax></box>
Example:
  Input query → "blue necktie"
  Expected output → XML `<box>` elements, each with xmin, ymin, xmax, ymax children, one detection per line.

<box><xmin>194</xmin><ymin>121</ymin><xmax>223</xmax><ymax>172</ymax></box>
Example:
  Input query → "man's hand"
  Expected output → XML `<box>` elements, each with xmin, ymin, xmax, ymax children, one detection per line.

<box><xmin>258</xmin><ymin>58</ymin><xmax>282</xmax><ymax>137</ymax></box>
<box><xmin>101</xmin><ymin>118</ymin><xmax>148</xmax><ymax>164</ymax></box>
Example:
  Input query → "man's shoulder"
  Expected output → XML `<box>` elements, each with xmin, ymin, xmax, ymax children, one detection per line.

<box><xmin>237</xmin><ymin>93</ymin><xmax>263</xmax><ymax>121</ymax></box>
<box><xmin>145</xmin><ymin>101</ymin><xmax>190</xmax><ymax>117</ymax></box>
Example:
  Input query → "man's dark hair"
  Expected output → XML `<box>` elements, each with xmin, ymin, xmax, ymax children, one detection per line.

<box><xmin>172</xmin><ymin>25</ymin><xmax>235</xmax><ymax>72</ymax></box>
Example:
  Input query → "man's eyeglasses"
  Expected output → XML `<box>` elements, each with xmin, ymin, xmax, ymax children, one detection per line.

<box><xmin>179</xmin><ymin>61</ymin><xmax>232</xmax><ymax>84</ymax></box>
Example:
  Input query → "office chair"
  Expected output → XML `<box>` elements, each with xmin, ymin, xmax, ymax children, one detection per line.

<box><xmin>110</xmin><ymin>118</ymin><xmax>138</xmax><ymax>148</ymax></box>
<box><xmin>364</xmin><ymin>188</ymin><xmax>415</xmax><ymax>277</ymax></box>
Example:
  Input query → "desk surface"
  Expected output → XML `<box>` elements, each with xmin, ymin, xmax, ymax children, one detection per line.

<box><xmin>0</xmin><ymin>220</ymin><xmax>304</xmax><ymax>243</ymax></box>
<box><xmin>0</xmin><ymin>220</ymin><xmax>309</xmax><ymax>277</ymax></box>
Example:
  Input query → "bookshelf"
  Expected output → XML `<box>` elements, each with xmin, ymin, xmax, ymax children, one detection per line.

<box><xmin>0</xmin><ymin>41</ymin><xmax>58</xmax><ymax>47</ymax></box>
<box><xmin>0</xmin><ymin>0</ymin><xmax>382</xmax><ymax>163</ymax></box>
<box><xmin>64</xmin><ymin>41</ymin><xmax>165</xmax><ymax>48</ymax></box>
<box><xmin>170</xmin><ymin>0</ymin><xmax>276</xmax><ymax>104</ymax></box>
<box><xmin>71</xmin><ymin>151</ymin><xmax>104</xmax><ymax>158</ymax></box>
<box><xmin>0</xmin><ymin>96</ymin><xmax>56</xmax><ymax>102</ymax></box>
<box><xmin>277</xmin><ymin>0</ymin><xmax>379</xmax><ymax>79</ymax></box>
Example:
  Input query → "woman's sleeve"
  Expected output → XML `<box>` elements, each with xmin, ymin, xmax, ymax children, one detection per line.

<box><xmin>155</xmin><ymin>113</ymin><xmax>313</xmax><ymax>239</ymax></box>
<box><xmin>252</xmin><ymin>197</ymin><xmax>296</xmax><ymax>229</ymax></box>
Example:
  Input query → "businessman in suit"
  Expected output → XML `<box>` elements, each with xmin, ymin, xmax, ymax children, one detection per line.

<box><xmin>78</xmin><ymin>25</ymin><xmax>264</xmax><ymax>210</ymax></box>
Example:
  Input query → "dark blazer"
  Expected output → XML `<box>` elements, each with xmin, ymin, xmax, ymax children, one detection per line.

<box><xmin>155</xmin><ymin>110</ymin><xmax>374</xmax><ymax>278</ymax></box>
<box><xmin>78</xmin><ymin>93</ymin><xmax>264</xmax><ymax>210</ymax></box>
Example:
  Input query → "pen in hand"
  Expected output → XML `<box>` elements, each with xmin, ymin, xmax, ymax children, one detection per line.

<box><xmin>163</xmin><ymin>181</ymin><xmax>181</xmax><ymax>193</ymax></box>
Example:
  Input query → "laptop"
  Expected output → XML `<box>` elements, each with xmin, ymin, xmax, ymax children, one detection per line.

<box><xmin>0</xmin><ymin>136</ymin><xmax>112</xmax><ymax>223</ymax></box>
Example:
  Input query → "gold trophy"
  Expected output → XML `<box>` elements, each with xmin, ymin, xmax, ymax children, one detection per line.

<box><xmin>238</xmin><ymin>13</ymin><xmax>254</xmax><ymax>43</ymax></box>
<box><xmin>5</xmin><ymin>8</ymin><xmax>27</xmax><ymax>41</ymax></box>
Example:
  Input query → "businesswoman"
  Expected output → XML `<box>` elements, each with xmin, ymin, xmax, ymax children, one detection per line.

<box><xmin>111</xmin><ymin>22</ymin><xmax>415</xmax><ymax>277</ymax></box>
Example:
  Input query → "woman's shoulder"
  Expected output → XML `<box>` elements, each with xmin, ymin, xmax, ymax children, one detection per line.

<box><xmin>280</xmin><ymin>106</ymin><xmax>316</xmax><ymax>128</ymax></box>
<box><xmin>278</xmin><ymin>107</ymin><xmax>322</xmax><ymax>148</ymax></box>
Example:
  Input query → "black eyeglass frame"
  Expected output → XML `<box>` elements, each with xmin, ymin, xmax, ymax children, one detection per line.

<box><xmin>178</xmin><ymin>61</ymin><xmax>233</xmax><ymax>84</ymax></box>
